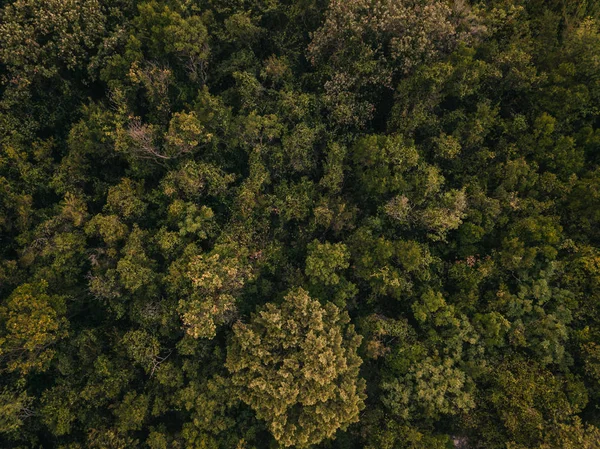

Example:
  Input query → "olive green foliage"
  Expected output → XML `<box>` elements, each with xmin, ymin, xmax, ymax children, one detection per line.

<box><xmin>0</xmin><ymin>282</ymin><xmax>67</xmax><ymax>375</ymax></box>
<box><xmin>2</xmin><ymin>0</ymin><xmax>600</xmax><ymax>448</ymax></box>
<box><xmin>305</xmin><ymin>240</ymin><xmax>350</xmax><ymax>286</ymax></box>
<box><xmin>226</xmin><ymin>288</ymin><xmax>365</xmax><ymax>447</ymax></box>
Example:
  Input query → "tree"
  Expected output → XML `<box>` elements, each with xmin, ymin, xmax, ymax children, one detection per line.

<box><xmin>0</xmin><ymin>388</ymin><xmax>33</xmax><ymax>434</ymax></box>
<box><xmin>307</xmin><ymin>0</ymin><xmax>485</xmax><ymax>126</ymax></box>
<box><xmin>226</xmin><ymin>288</ymin><xmax>366</xmax><ymax>447</ymax></box>
<box><xmin>305</xmin><ymin>240</ymin><xmax>350</xmax><ymax>286</ymax></box>
<box><xmin>0</xmin><ymin>281</ymin><xmax>67</xmax><ymax>375</ymax></box>
<box><xmin>469</xmin><ymin>358</ymin><xmax>591</xmax><ymax>448</ymax></box>
<box><xmin>177</xmin><ymin>252</ymin><xmax>251</xmax><ymax>339</ymax></box>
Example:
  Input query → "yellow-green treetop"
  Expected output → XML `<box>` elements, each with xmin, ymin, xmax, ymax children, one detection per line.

<box><xmin>226</xmin><ymin>288</ymin><xmax>366</xmax><ymax>447</ymax></box>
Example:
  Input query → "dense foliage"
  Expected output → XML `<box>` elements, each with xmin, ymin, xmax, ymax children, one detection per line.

<box><xmin>1</xmin><ymin>0</ymin><xmax>600</xmax><ymax>447</ymax></box>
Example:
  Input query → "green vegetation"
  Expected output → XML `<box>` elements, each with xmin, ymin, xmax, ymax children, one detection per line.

<box><xmin>1</xmin><ymin>0</ymin><xmax>600</xmax><ymax>447</ymax></box>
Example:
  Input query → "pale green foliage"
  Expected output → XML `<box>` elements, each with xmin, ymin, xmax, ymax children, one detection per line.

<box><xmin>126</xmin><ymin>62</ymin><xmax>173</xmax><ymax>119</ymax></box>
<box><xmin>582</xmin><ymin>339</ymin><xmax>600</xmax><ymax>383</ymax></box>
<box><xmin>60</xmin><ymin>192</ymin><xmax>89</xmax><ymax>227</ymax></box>
<box><xmin>226</xmin><ymin>288</ymin><xmax>366</xmax><ymax>447</ymax></box>
<box><xmin>363</xmin><ymin>419</ymin><xmax>452</xmax><ymax>449</ymax></box>
<box><xmin>154</xmin><ymin>227</ymin><xmax>182</xmax><ymax>258</ymax></box>
<box><xmin>305</xmin><ymin>240</ymin><xmax>350</xmax><ymax>286</ymax></box>
<box><xmin>349</xmin><ymin>229</ymin><xmax>433</xmax><ymax>300</ymax></box>
<box><xmin>179</xmin><ymin>293</ymin><xmax>235</xmax><ymax>340</ymax></box>
<box><xmin>233</xmin><ymin>71</ymin><xmax>263</xmax><ymax>111</ymax></box>
<box><xmin>262</xmin><ymin>55</ymin><xmax>291</xmax><ymax>84</ymax></box>
<box><xmin>473</xmin><ymin>311</ymin><xmax>511</xmax><ymax>348</ymax></box>
<box><xmin>535</xmin><ymin>417</ymin><xmax>600</xmax><ymax>449</ymax></box>
<box><xmin>2</xmin><ymin>0</ymin><xmax>600</xmax><ymax>447</ymax></box>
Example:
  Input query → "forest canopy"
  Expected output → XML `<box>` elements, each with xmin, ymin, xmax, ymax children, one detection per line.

<box><xmin>2</xmin><ymin>0</ymin><xmax>600</xmax><ymax>448</ymax></box>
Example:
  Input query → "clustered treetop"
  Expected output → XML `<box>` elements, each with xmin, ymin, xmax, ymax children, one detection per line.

<box><xmin>226</xmin><ymin>288</ymin><xmax>365</xmax><ymax>447</ymax></box>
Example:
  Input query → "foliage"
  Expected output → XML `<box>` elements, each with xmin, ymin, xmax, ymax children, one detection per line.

<box><xmin>226</xmin><ymin>288</ymin><xmax>365</xmax><ymax>447</ymax></box>
<box><xmin>1</xmin><ymin>0</ymin><xmax>600</xmax><ymax>447</ymax></box>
